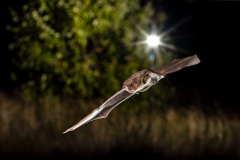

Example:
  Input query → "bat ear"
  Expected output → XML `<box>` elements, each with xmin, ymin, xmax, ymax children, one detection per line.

<box><xmin>132</xmin><ymin>78</ymin><xmax>138</xmax><ymax>85</ymax></box>
<box><xmin>143</xmin><ymin>74</ymin><xmax>150</xmax><ymax>84</ymax></box>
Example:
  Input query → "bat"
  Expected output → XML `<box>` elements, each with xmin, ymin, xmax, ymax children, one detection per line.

<box><xmin>63</xmin><ymin>54</ymin><xmax>200</xmax><ymax>134</ymax></box>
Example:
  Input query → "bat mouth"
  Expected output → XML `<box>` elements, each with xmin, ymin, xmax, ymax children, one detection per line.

<box><xmin>128</xmin><ymin>88</ymin><xmax>135</xmax><ymax>93</ymax></box>
<box><xmin>123</xmin><ymin>85</ymin><xmax>135</xmax><ymax>93</ymax></box>
<box><xmin>123</xmin><ymin>85</ymin><xmax>134</xmax><ymax>93</ymax></box>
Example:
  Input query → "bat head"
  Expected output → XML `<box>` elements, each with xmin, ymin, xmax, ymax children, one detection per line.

<box><xmin>124</xmin><ymin>77</ymin><xmax>139</xmax><ymax>93</ymax></box>
<box><xmin>123</xmin><ymin>71</ymin><xmax>150</xmax><ymax>93</ymax></box>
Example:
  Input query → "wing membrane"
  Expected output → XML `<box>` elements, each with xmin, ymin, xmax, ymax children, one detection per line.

<box><xmin>153</xmin><ymin>54</ymin><xmax>200</xmax><ymax>75</ymax></box>
<box><xmin>63</xmin><ymin>89</ymin><xmax>134</xmax><ymax>134</ymax></box>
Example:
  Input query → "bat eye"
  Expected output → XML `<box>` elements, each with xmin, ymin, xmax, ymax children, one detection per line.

<box><xmin>132</xmin><ymin>78</ymin><xmax>138</xmax><ymax>85</ymax></box>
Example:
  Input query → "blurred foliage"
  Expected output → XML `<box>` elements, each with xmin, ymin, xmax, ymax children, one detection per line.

<box><xmin>7</xmin><ymin>0</ymin><xmax>164</xmax><ymax>99</ymax></box>
<box><xmin>1</xmin><ymin>91</ymin><xmax>240</xmax><ymax>158</ymax></box>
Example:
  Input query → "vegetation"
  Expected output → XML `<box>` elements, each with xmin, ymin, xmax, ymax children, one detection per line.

<box><xmin>4</xmin><ymin>0</ymin><xmax>240</xmax><ymax>159</ymax></box>
<box><xmin>7</xmin><ymin>0</ymin><xmax>163</xmax><ymax>100</ymax></box>
<box><xmin>0</xmin><ymin>92</ymin><xmax>239</xmax><ymax>158</ymax></box>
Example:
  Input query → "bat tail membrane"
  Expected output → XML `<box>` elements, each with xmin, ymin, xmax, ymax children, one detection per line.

<box><xmin>153</xmin><ymin>54</ymin><xmax>200</xmax><ymax>75</ymax></box>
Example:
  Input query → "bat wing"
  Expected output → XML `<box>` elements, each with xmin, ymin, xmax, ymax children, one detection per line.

<box><xmin>63</xmin><ymin>89</ymin><xmax>134</xmax><ymax>134</ymax></box>
<box><xmin>152</xmin><ymin>54</ymin><xmax>200</xmax><ymax>75</ymax></box>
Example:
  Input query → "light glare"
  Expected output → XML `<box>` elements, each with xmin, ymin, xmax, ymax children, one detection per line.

<box><xmin>146</xmin><ymin>35</ymin><xmax>159</xmax><ymax>47</ymax></box>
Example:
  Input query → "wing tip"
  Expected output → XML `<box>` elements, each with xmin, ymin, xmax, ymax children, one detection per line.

<box><xmin>195</xmin><ymin>54</ymin><xmax>201</xmax><ymax>63</ymax></box>
<box><xmin>191</xmin><ymin>54</ymin><xmax>201</xmax><ymax>65</ymax></box>
<box><xmin>63</xmin><ymin>128</ymin><xmax>73</xmax><ymax>134</ymax></box>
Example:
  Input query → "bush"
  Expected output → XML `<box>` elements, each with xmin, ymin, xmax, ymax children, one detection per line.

<box><xmin>8</xmin><ymin>0</ymin><xmax>154</xmax><ymax>99</ymax></box>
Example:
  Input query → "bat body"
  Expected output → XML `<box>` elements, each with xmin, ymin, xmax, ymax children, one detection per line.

<box><xmin>63</xmin><ymin>55</ymin><xmax>200</xmax><ymax>134</ymax></box>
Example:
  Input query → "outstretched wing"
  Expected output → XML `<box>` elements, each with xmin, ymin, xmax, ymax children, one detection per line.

<box><xmin>152</xmin><ymin>54</ymin><xmax>200</xmax><ymax>75</ymax></box>
<box><xmin>63</xmin><ymin>89</ymin><xmax>134</xmax><ymax>134</ymax></box>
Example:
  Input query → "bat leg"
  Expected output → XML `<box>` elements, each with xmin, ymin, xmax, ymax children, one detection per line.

<box><xmin>148</xmin><ymin>69</ymin><xmax>159</xmax><ymax>74</ymax></box>
<box><xmin>148</xmin><ymin>69</ymin><xmax>167</xmax><ymax>77</ymax></box>
<box><xmin>141</xmin><ymin>69</ymin><xmax>159</xmax><ymax>77</ymax></box>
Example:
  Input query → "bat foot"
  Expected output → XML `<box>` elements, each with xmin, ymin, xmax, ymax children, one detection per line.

<box><xmin>160</xmin><ymin>75</ymin><xmax>165</xmax><ymax>80</ymax></box>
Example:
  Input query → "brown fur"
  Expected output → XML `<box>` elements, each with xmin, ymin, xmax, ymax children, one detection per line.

<box><xmin>122</xmin><ymin>69</ymin><xmax>147</xmax><ymax>92</ymax></box>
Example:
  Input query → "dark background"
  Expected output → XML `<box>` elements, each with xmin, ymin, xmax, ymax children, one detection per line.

<box><xmin>1</xmin><ymin>0</ymin><xmax>240</xmax><ymax>159</ymax></box>
<box><xmin>150</xmin><ymin>0</ymin><xmax>240</xmax><ymax>112</ymax></box>
<box><xmin>2</xmin><ymin>0</ymin><xmax>240</xmax><ymax>107</ymax></box>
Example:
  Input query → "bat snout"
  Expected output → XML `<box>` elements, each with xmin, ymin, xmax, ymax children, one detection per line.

<box><xmin>129</xmin><ymin>88</ymin><xmax>134</xmax><ymax>92</ymax></box>
<box><xmin>128</xmin><ymin>86</ymin><xmax>135</xmax><ymax>93</ymax></box>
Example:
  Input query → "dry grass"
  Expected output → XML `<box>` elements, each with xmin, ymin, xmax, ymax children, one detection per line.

<box><xmin>0</xmin><ymin>91</ymin><xmax>240</xmax><ymax>158</ymax></box>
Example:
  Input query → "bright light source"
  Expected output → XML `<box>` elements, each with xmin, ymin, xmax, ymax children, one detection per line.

<box><xmin>146</xmin><ymin>35</ymin><xmax>159</xmax><ymax>47</ymax></box>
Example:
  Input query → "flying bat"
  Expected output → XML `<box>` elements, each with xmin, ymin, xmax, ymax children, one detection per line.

<box><xmin>63</xmin><ymin>54</ymin><xmax>200</xmax><ymax>134</ymax></box>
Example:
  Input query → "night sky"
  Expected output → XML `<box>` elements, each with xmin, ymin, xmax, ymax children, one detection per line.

<box><xmin>148</xmin><ymin>1</ymin><xmax>240</xmax><ymax>111</ymax></box>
